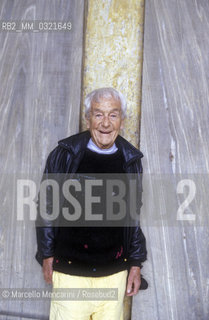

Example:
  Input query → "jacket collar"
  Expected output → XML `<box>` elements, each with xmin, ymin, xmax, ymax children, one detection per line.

<box><xmin>58</xmin><ymin>130</ymin><xmax>143</xmax><ymax>165</ymax></box>
<box><xmin>58</xmin><ymin>130</ymin><xmax>91</xmax><ymax>155</ymax></box>
<box><xmin>115</xmin><ymin>134</ymin><xmax>143</xmax><ymax>165</ymax></box>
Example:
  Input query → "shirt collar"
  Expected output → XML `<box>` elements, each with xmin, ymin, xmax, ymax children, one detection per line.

<box><xmin>87</xmin><ymin>138</ymin><xmax>118</xmax><ymax>154</ymax></box>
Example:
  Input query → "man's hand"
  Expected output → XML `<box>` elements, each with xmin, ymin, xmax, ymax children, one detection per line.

<box><xmin>43</xmin><ymin>257</ymin><xmax>54</xmax><ymax>284</ymax></box>
<box><xmin>126</xmin><ymin>266</ymin><xmax>141</xmax><ymax>296</ymax></box>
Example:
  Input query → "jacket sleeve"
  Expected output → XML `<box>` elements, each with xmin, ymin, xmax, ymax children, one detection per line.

<box><xmin>35</xmin><ymin>147</ymin><xmax>62</xmax><ymax>266</ymax></box>
<box><xmin>127</xmin><ymin>157</ymin><xmax>147</xmax><ymax>268</ymax></box>
<box><xmin>128</xmin><ymin>226</ymin><xmax>147</xmax><ymax>268</ymax></box>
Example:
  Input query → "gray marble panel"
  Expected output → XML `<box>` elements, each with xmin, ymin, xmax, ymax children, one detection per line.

<box><xmin>132</xmin><ymin>0</ymin><xmax>209</xmax><ymax>319</ymax></box>
<box><xmin>0</xmin><ymin>0</ymin><xmax>84</xmax><ymax>318</ymax></box>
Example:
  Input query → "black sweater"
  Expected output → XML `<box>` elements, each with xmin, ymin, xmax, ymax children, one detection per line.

<box><xmin>53</xmin><ymin>148</ymin><xmax>129</xmax><ymax>277</ymax></box>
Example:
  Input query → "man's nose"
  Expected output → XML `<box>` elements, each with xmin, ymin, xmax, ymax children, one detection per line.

<box><xmin>102</xmin><ymin>115</ymin><xmax>110</xmax><ymax>127</ymax></box>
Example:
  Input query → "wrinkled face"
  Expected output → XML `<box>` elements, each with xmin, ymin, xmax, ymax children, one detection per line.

<box><xmin>86</xmin><ymin>97</ymin><xmax>124</xmax><ymax>149</ymax></box>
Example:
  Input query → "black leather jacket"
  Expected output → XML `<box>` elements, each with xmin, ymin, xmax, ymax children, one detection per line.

<box><xmin>35</xmin><ymin>130</ymin><xmax>147</xmax><ymax>269</ymax></box>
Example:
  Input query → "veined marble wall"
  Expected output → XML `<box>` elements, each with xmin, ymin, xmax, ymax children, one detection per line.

<box><xmin>133</xmin><ymin>0</ymin><xmax>209</xmax><ymax>319</ymax></box>
<box><xmin>1</xmin><ymin>0</ymin><xmax>208</xmax><ymax>319</ymax></box>
<box><xmin>0</xmin><ymin>1</ymin><xmax>84</xmax><ymax>319</ymax></box>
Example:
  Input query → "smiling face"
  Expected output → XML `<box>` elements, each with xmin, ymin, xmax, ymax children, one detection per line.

<box><xmin>86</xmin><ymin>97</ymin><xmax>124</xmax><ymax>149</ymax></box>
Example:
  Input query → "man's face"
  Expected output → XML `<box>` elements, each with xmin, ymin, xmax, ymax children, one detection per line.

<box><xmin>86</xmin><ymin>97</ymin><xmax>124</xmax><ymax>149</ymax></box>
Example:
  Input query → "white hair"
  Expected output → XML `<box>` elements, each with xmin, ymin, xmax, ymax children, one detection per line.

<box><xmin>84</xmin><ymin>87</ymin><xmax>127</xmax><ymax>119</ymax></box>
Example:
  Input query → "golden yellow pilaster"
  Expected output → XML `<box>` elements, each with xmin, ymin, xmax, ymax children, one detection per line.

<box><xmin>81</xmin><ymin>0</ymin><xmax>145</xmax><ymax>148</ymax></box>
<box><xmin>81</xmin><ymin>1</ymin><xmax>145</xmax><ymax>319</ymax></box>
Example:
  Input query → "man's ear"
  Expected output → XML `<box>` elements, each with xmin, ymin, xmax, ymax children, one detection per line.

<box><xmin>120</xmin><ymin>119</ymin><xmax>124</xmax><ymax>130</ymax></box>
<box><xmin>86</xmin><ymin>117</ymin><xmax>90</xmax><ymax>129</ymax></box>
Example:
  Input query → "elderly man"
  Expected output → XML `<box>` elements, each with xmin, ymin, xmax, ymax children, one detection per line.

<box><xmin>36</xmin><ymin>87</ymin><xmax>147</xmax><ymax>320</ymax></box>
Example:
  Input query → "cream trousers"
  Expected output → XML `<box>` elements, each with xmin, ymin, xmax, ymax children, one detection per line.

<box><xmin>50</xmin><ymin>270</ymin><xmax>128</xmax><ymax>320</ymax></box>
